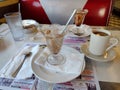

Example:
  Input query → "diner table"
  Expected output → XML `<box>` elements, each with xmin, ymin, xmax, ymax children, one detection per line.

<box><xmin>0</xmin><ymin>25</ymin><xmax>120</xmax><ymax>90</ymax></box>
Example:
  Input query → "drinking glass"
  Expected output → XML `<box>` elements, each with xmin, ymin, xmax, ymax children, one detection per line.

<box><xmin>73</xmin><ymin>9</ymin><xmax>88</xmax><ymax>35</ymax></box>
<box><xmin>74</xmin><ymin>9</ymin><xmax>88</xmax><ymax>26</ymax></box>
<box><xmin>4</xmin><ymin>12</ymin><xmax>24</xmax><ymax>41</ymax></box>
<box><xmin>40</xmin><ymin>24</ymin><xmax>66</xmax><ymax>65</ymax></box>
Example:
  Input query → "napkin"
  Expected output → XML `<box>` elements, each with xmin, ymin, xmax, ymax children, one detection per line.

<box><xmin>0</xmin><ymin>45</ymin><xmax>31</xmax><ymax>78</ymax></box>
<box><xmin>35</xmin><ymin>47</ymin><xmax>84</xmax><ymax>74</ymax></box>
<box><xmin>16</xmin><ymin>45</ymin><xmax>42</xmax><ymax>79</ymax></box>
<box><xmin>0</xmin><ymin>23</ymin><xmax>10</xmax><ymax>36</ymax></box>
<box><xmin>0</xmin><ymin>44</ymin><xmax>42</xmax><ymax>79</ymax></box>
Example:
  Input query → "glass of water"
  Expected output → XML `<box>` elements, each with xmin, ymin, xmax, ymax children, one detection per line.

<box><xmin>4</xmin><ymin>12</ymin><xmax>24</xmax><ymax>41</ymax></box>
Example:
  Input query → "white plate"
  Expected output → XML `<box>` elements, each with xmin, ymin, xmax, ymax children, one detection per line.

<box><xmin>31</xmin><ymin>46</ymin><xmax>85</xmax><ymax>83</ymax></box>
<box><xmin>68</xmin><ymin>24</ymin><xmax>92</xmax><ymax>37</ymax></box>
<box><xmin>81</xmin><ymin>44</ymin><xmax>117</xmax><ymax>62</ymax></box>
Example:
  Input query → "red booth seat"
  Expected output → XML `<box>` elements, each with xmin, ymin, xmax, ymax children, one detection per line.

<box><xmin>20</xmin><ymin>0</ymin><xmax>113</xmax><ymax>26</ymax></box>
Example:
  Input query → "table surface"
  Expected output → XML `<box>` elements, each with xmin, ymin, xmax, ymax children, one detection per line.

<box><xmin>0</xmin><ymin>26</ymin><xmax>120</xmax><ymax>84</ymax></box>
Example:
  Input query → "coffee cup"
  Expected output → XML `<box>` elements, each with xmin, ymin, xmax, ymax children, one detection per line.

<box><xmin>89</xmin><ymin>29</ymin><xmax>118</xmax><ymax>56</ymax></box>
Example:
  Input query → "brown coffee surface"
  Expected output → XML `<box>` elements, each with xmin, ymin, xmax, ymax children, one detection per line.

<box><xmin>93</xmin><ymin>31</ymin><xmax>108</xmax><ymax>36</ymax></box>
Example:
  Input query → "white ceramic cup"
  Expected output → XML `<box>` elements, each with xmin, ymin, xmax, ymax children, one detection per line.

<box><xmin>89</xmin><ymin>29</ymin><xmax>118</xmax><ymax>56</ymax></box>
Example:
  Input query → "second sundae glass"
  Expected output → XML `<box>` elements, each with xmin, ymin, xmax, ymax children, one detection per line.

<box><xmin>74</xmin><ymin>9</ymin><xmax>88</xmax><ymax>26</ymax></box>
<box><xmin>74</xmin><ymin>9</ymin><xmax>88</xmax><ymax>36</ymax></box>
<box><xmin>41</xmin><ymin>24</ymin><xmax>66</xmax><ymax>65</ymax></box>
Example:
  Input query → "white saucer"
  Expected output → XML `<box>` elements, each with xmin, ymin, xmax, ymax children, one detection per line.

<box><xmin>68</xmin><ymin>24</ymin><xmax>92</xmax><ymax>37</ymax></box>
<box><xmin>31</xmin><ymin>46</ymin><xmax>85</xmax><ymax>83</ymax></box>
<box><xmin>22</xmin><ymin>19</ymin><xmax>39</xmax><ymax>33</ymax></box>
<box><xmin>22</xmin><ymin>19</ymin><xmax>39</xmax><ymax>26</ymax></box>
<box><xmin>81</xmin><ymin>44</ymin><xmax>117</xmax><ymax>62</ymax></box>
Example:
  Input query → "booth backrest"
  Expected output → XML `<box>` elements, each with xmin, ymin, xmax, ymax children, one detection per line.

<box><xmin>0</xmin><ymin>0</ymin><xmax>19</xmax><ymax>24</ymax></box>
<box><xmin>83</xmin><ymin>0</ymin><xmax>113</xmax><ymax>26</ymax></box>
<box><xmin>20</xmin><ymin>0</ymin><xmax>113</xmax><ymax>26</ymax></box>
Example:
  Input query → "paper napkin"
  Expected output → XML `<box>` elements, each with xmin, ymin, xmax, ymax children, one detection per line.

<box><xmin>16</xmin><ymin>45</ymin><xmax>42</xmax><ymax>79</ymax></box>
<box><xmin>35</xmin><ymin>46</ymin><xmax>85</xmax><ymax>74</ymax></box>
<box><xmin>0</xmin><ymin>45</ymin><xmax>42</xmax><ymax>79</ymax></box>
<box><xmin>0</xmin><ymin>45</ymin><xmax>32</xmax><ymax>78</ymax></box>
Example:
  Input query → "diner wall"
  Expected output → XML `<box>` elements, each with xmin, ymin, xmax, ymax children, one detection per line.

<box><xmin>0</xmin><ymin>0</ymin><xmax>19</xmax><ymax>24</ymax></box>
<box><xmin>0</xmin><ymin>0</ymin><xmax>119</xmax><ymax>27</ymax></box>
<box><xmin>108</xmin><ymin>0</ymin><xmax>120</xmax><ymax>27</ymax></box>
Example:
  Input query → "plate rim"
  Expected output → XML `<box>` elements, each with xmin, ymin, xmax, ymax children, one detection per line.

<box><xmin>77</xmin><ymin>28</ymin><xmax>92</xmax><ymax>37</ymax></box>
<box><xmin>68</xmin><ymin>24</ymin><xmax>92</xmax><ymax>37</ymax></box>
<box><xmin>81</xmin><ymin>43</ymin><xmax>117</xmax><ymax>62</ymax></box>
<box><xmin>31</xmin><ymin>46</ymin><xmax>85</xmax><ymax>83</ymax></box>
<box><xmin>22</xmin><ymin>19</ymin><xmax>39</xmax><ymax>26</ymax></box>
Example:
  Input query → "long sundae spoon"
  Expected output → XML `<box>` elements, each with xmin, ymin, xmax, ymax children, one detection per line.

<box><xmin>62</xmin><ymin>9</ymin><xmax>77</xmax><ymax>34</ymax></box>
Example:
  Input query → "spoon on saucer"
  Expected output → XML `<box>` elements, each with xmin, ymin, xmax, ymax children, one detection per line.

<box><xmin>103</xmin><ymin>51</ymin><xmax>108</xmax><ymax>59</ymax></box>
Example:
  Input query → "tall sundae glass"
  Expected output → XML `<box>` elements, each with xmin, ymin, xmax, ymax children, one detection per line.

<box><xmin>40</xmin><ymin>24</ymin><xmax>66</xmax><ymax>65</ymax></box>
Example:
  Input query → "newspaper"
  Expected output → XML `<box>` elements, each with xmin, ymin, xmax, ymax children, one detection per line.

<box><xmin>0</xmin><ymin>77</ymin><xmax>37</xmax><ymax>90</ymax></box>
<box><xmin>0</xmin><ymin>34</ymin><xmax>100</xmax><ymax>90</ymax></box>
<box><xmin>52</xmin><ymin>59</ymin><xmax>100</xmax><ymax>90</ymax></box>
<box><xmin>35</xmin><ymin>35</ymin><xmax>100</xmax><ymax>90</ymax></box>
<box><xmin>35</xmin><ymin>57</ymin><xmax>100</xmax><ymax>90</ymax></box>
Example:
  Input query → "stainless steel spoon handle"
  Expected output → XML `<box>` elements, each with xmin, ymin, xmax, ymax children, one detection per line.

<box><xmin>12</xmin><ymin>52</ymin><xmax>32</xmax><ymax>77</ymax></box>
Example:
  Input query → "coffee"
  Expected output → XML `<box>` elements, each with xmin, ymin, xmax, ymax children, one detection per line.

<box><xmin>89</xmin><ymin>29</ymin><xmax>117</xmax><ymax>55</ymax></box>
<box><xmin>93</xmin><ymin>31</ymin><xmax>108</xmax><ymax>36</ymax></box>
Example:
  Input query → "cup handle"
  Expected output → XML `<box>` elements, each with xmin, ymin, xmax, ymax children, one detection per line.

<box><xmin>106</xmin><ymin>38</ymin><xmax>118</xmax><ymax>51</ymax></box>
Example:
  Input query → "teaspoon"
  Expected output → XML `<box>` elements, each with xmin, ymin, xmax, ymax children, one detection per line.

<box><xmin>12</xmin><ymin>52</ymin><xmax>32</xmax><ymax>77</ymax></box>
